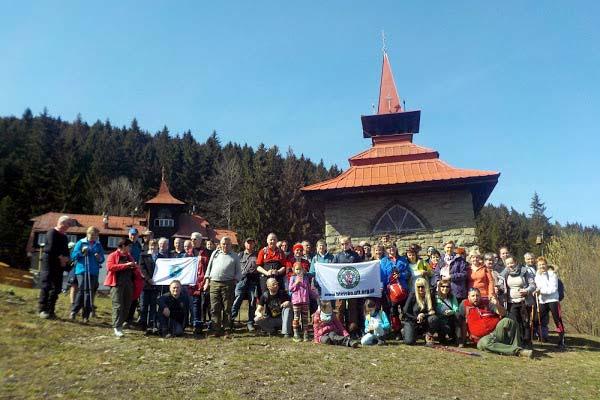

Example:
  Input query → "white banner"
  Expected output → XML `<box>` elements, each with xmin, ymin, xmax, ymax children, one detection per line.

<box><xmin>153</xmin><ymin>257</ymin><xmax>198</xmax><ymax>286</ymax></box>
<box><xmin>315</xmin><ymin>260</ymin><xmax>381</xmax><ymax>300</ymax></box>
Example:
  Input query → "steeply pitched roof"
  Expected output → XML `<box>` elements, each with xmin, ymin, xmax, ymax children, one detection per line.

<box><xmin>378</xmin><ymin>52</ymin><xmax>402</xmax><ymax>114</ymax></box>
<box><xmin>145</xmin><ymin>179</ymin><xmax>185</xmax><ymax>205</ymax></box>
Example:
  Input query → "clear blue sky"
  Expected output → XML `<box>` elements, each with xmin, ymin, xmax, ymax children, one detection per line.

<box><xmin>1</xmin><ymin>1</ymin><xmax>598</xmax><ymax>226</ymax></box>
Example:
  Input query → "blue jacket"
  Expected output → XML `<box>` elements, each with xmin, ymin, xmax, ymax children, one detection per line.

<box><xmin>379</xmin><ymin>256</ymin><xmax>410</xmax><ymax>290</ymax></box>
<box><xmin>309</xmin><ymin>252</ymin><xmax>334</xmax><ymax>276</ymax></box>
<box><xmin>364</xmin><ymin>310</ymin><xmax>391</xmax><ymax>336</ymax></box>
<box><xmin>71</xmin><ymin>238</ymin><xmax>105</xmax><ymax>276</ymax></box>
<box><xmin>130</xmin><ymin>240</ymin><xmax>143</xmax><ymax>263</ymax></box>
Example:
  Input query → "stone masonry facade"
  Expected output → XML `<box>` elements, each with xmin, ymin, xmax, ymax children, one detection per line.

<box><xmin>324</xmin><ymin>189</ymin><xmax>478</xmax><ymax>253</ymax></box>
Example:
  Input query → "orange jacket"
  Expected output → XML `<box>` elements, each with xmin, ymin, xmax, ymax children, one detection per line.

<box><xmin>468</xmin><ymin>265</ymin><xmax>495</xmax><ymax>298</ymax></box>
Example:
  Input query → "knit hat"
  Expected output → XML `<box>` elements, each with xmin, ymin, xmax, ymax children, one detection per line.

<box><xmin>292</xmin><ymin>243</ymin><xmax>304</xmax><ymax>253</ymax></box>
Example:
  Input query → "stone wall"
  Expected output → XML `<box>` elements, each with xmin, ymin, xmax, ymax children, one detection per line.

<box><xmin>324</xmin><ymin>189</ymin><xmax>478</xmax><ymax>253</ymax></box>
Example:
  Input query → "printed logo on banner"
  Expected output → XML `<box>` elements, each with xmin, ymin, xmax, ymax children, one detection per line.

<box><xmin>337</xmin><ymin>266</ymin><xmax>360</xmax><ymax>289</ymax></box>
<box><xmin>169</xmin><ymin>264</ymin><xmax>185</xmax><ymax>278</ymax></box>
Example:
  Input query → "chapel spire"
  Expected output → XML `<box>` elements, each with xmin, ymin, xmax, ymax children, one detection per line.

<box><xmin>377</xmin><ymin>51</ymin><xmax>403</xmax><ymax>115</ymax></box>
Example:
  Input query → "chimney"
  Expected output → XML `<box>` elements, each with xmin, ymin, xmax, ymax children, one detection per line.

<box><xmin>103</xmin><ymin>213</ymin><xmax>109</xmax><ymax>229</ymax></box>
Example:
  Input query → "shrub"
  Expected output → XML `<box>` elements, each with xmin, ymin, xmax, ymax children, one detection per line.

<box><xmin>546</xmin><ymin>232</ymin><xmax>600</xmax><ymax>336</ymax></box>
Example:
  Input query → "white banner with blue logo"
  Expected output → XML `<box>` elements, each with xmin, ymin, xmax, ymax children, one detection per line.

<box><xmin>153</xmin><ymin>257</ymin><xmax>198</xmax><ymax>286</ymax></box>
<box><xmin>315</xmin><ymin>260</ymin><xmax>381</xmax><ymax>300</ymax></box>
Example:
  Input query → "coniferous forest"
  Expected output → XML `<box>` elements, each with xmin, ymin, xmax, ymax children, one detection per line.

<box><xmin>1</xmin><ymin>109</ymin><xmax>598</xmax><ymax>268</ymax></box>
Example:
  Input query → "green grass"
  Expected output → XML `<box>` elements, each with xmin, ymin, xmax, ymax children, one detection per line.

<box><xmin>1</xmin><ymin>284</ymin><xmax>600</xmax><ymax>400</ymax></box>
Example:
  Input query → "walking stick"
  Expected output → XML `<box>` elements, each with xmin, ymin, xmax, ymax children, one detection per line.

<box><xmin>535</xmin><ymin>293</ymin><xmax>543</xmax><ymax>342</ymax></box>
<box><xmin>529</xmin><ymin>301</ymin><xmax>535</xmax><ymax>343</ymax></box>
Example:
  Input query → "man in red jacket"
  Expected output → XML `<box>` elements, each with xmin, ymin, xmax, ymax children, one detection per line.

<box><xmin>460</xmin><ymin>288</ymin><xmax>532</xmax><ymax>358</ymax></box>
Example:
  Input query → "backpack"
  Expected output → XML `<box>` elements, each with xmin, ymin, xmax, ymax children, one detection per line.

<box><xmin>558</xmin><ymin>278</ymin><xmax>565</xmax><ymax>302</ymax></box>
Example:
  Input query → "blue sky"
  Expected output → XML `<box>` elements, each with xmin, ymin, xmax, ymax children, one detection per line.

<box><xmin>1</xmin><ymin>1</ymin><xmax>599</xmax><ymax>226</ymax></box>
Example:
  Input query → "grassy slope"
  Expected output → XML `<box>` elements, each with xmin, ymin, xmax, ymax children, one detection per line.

<box><xmin>1</xmin><ymin>285</ymin><xmax>599</xmax><ymax>400</ymax></box>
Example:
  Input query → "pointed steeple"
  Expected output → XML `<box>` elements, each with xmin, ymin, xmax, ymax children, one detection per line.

<box><xmin>377</xmin><ymin>52</ymin><xmax>402</xmax><ymax>115</ymax></box>
<box><xmin>145</xmin><ymin>169</ymin><xmax>185</xmax><ymax>205</ymax></box>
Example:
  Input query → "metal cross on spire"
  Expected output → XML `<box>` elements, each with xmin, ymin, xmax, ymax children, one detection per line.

<box><xmin>381</xmin><ymin>30</ymin><xmax>387</xmax><ymax>53</ymax></box>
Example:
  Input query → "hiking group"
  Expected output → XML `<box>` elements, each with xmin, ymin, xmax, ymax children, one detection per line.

<box><xmin>38</xmin><ymin>215</ymin><xmax>565</xmax><ymax>358</ymax></box>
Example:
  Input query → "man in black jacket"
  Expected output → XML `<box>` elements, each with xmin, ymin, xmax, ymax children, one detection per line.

<box><xmin>158</xmin><ymin>280</ymin><xmax>189</xmax><ymax>337</ymax></box>
<box><xmin>39</xmin><ymin>215</ymin><xmax>71</xmax><ymax>319</ymax></box>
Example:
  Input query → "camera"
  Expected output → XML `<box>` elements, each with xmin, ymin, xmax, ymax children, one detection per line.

<box><xmin>82</xmin><ymin>246</ymin><xmax>89</xmax><ymax>255</ymax></box>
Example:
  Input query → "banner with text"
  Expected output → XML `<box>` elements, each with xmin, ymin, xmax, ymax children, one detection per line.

<box><xmin>315</xmin><ymin>260</ymin><xmax>381</xmax><ymax>300</ymax></box>
<box><xmin>153</xmin><ymin>257</ymin><xmax>198</xmax><ymax>286</ymax></box>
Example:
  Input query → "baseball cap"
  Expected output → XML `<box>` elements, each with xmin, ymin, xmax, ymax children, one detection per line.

<box><xmin>129</xmin><ymin>228</ymin><xmax>139</xmax><ymax>235</ymax></box>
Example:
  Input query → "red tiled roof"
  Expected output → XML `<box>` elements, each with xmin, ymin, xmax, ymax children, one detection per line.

<box><xmin>302</xmin><ymin>158</ymin><xmax>498</xmax><ymax>192</ymax></box>
<box><xmin>302</xmin><ymin>135</ymin><xmax>499</xmax><ymax>193</ymax></box>
<box><xmin>30</xmin><ymin>212</ymin><xmax>146</xmax><ymax>236</ymax></box>
<box><xmin>172</xmin><ymin>214</ymin><xmax>238</xmax><ymax>245</ymax></box>
<box><xmin>145</xmin><ymin>179</ymin><xmax>185</xmax><ymax>205</ymax></box>
<box><xmin>349</xmin><ymin>140</ymin><xmax>438</xmax><ymax>166</ymax></box>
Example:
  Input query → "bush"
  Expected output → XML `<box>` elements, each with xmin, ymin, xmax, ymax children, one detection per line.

<box><xmin>546</xmin><ymin>232</ymin><xmax>600</xmax><ymax>336</ymax></box>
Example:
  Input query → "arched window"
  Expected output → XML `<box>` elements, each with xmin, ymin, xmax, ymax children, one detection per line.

<box><xmin>372</xmin><ymin>205</ymin><xmax>426</xmax><ymax>234</ymax></box>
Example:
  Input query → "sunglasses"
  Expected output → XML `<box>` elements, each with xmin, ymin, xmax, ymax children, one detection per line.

<box><xmin>440</xmin><ymin>285</ymin><xmax>450</xmax><ymax>288</ymax></box>
<box><xmin>417</xmin><ymin>286</ymin><xmax>425</xmax><ymax>289</ymax></box>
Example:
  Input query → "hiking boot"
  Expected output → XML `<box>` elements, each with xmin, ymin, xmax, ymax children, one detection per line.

<box><xmin>82</xmin><ymin>317</ymin><xmax>89</xmax><ymax>324</ymax></box>
<box><xmin>165</xmin><ymin>333</ymin><xmax>173</xmax><ymax>339</ymax></box>
<box><xmin>425</xmin><ymin>333</ymin><xmax>434</xmax><ymax>347</ymax></box>
<box><xmin>349</xmin><ymin>340</ymin><xmax>361</xmax><ymax>348</ymax></box>
<box><xmin>247</xmin><ymin>324</ymin><xmax>256</xmax><ymax>332</ymax></box>
<box><xmin>39</xmin><ymin>311</ymin><xmax>50</xmax><ymax>319</ymax></box>
<box><xmin>376</xmin><ymin>339</ymin><xmax>386</xmax><ymax>346</ymax></box>
<box><xmin>303</xmin><ymin>332</ymin><xmax>310</xmax><ymax>342</ymax></box>
<box><xmin>69</xmin><ymin>312</ymin><xmax>76</xmax><ymax>321</ymax></box>
<box><xmin>122</xmin><ymin>322</ymin><xmax>129</xmax><ymax>330</ymax></box>
<box><xmin>114</xmin><ymin>328</ymin><xmax>124</xmax><ymax>338</ymax></box>
<box><xmin>293</xmin><ymin>335</ymin><xmax>302</xmax><ymax>343</ymax></box>
<box><xmin>193</xmin><ymin>326</ymin><xmax>203</xmax><ymax>335</ymax></box>
<box><xmin>152</xmin><ymin>327</ymin><xmax>159</xmax><ymax>335</ymax></box>
<box><xmin>145</xmin><ymin>328</ymin><xmax>153</xmax><ymax>336</ymax></box>
<box><xmin>283</xmin><ymin>334</ymin><xmax>291</xmax><ymax>339</ymax></box>
<box><xmin>518</xmin><ymin>349</ymin><xmax>533</xmax><ymax>359</ymax></box>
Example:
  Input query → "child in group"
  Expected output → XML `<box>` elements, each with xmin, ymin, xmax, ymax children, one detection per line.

<box><xmin>313</xmin><ymin>300</ymin><xmax>360</xmax><ymax>348</ymax></box>
<box><xmin>361</xmin><ymin>299</ymin><xmax>390</xmax><ymax>346</ymax></box>
<box><xmin>289</xmin><ymin>261</ymin><xmax>317</xmax><ymax>342</ymax></box>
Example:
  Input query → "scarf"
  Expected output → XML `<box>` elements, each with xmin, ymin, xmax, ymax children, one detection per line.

<box><xmin>320</xmin><ymin>311</ymin><xmax>332</xmax><ymax>323</ymax></box>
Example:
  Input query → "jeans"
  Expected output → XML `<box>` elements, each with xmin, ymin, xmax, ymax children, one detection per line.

<box><xmin>191</xmin><ymin>291</ymin><xmax>212</xmax><ymax>329</ymax></box>
<box><xmin>71</xmin><ymin>274</ymin><xmax>99</xmax><ymax>319</ymax></box>
<box><xmin>231</xmin><ymin>277</ymin><xmax>259</xmax><ymax>326</ymax></box>
<box><xmin>140</xmin><ymin>288</ymin><xmax>158</xmax><ymax>329</ymax></box>
<box><xmin>159</xmin><ymin>315</ymin><xmax>185</xmax><ymax>337</ymax></box>
<box><xmin>255</xmin><ymin>307</ymin><xmax>292</xmax><ymax>335</ymax></box>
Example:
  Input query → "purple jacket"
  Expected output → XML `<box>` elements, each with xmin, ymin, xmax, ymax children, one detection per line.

<box><xmin>433</xmin><ymin>254</ymin><xmax>468</xmax><ymax>299</ymax></box>
<box><xmin>289</xmin><ymin>275</ymin><xmax>315</xmax><ymax>304</ymax></box>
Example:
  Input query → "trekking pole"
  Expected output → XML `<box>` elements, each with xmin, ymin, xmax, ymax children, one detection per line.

<box><xmin>535</xmin><ymin>293</ymin><xmax>543</xmax><ymax>342</ymax></box>
<box><xmin>84</xmin><ymin>249</ymin><xmax>91</xmax><ymax>317</ymax></box>
<box><xmin>529</xmin><ymin>302</ymin><xmax>535</xmax><ymax>343</ymax></box>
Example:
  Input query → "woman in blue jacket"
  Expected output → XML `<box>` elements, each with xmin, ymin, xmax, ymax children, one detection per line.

<box><xmin>70</xmin><ymin>226</ymin><xmax>105</xmax><ymax>322</ymax></box>
<box><xmin>379</xmin><ymin>243</ymin><xmax>410</xmax><ymax>336</ymax></box>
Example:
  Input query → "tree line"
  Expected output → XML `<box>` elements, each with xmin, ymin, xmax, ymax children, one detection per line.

<box><xmin>0</xmin><ymin>109</ymin><xmax>340</xmax><ymax>266</ymax></box>
<box><xmin>1</xmin><ymin>109</ymin><xmax>598</xmax><ymax>268</ymax></box>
